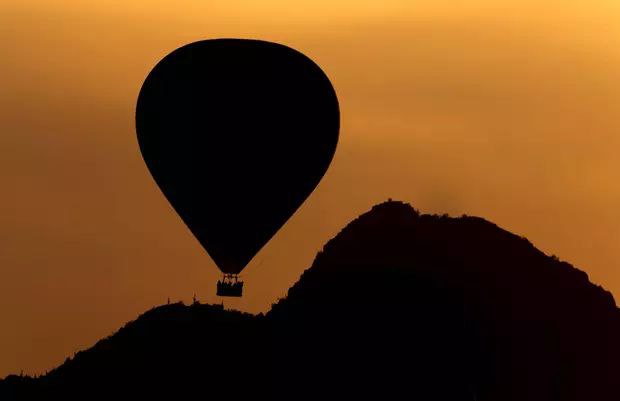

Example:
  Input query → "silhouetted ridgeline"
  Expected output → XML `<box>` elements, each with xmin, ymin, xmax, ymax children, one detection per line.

<box><xmin>2</xmin><ymin>200</ymin><xmax>618</xmax><ymax>401</ymax></box>
<box><xmin>0</xmin><ymin>302</ymin><xmax>267</xmax><ymax>400</ymax></box>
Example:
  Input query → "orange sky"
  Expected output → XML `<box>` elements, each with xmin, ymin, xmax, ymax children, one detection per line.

<box><xmin>1</xmin><ymin>0</ymin><xmax>619</xmax><ymax>376</ymax></box>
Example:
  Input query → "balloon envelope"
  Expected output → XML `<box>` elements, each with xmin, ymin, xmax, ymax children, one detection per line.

<box><xmin>136</xmin><ymin>39</ymin><xmax>340</xmax><ymax>275</ymax></box>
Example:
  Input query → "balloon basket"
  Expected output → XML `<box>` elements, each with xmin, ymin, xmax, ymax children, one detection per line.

<box><xmin>216</xmin><ymin>274</ymin><xmax>243</xmax><ymax>297</ymax></box>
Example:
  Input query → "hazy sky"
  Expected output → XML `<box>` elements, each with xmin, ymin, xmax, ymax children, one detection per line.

<box><xmin>1</xmin><ymin>0</ymin><xmax>619</xmax><ymax>376</ymax></box>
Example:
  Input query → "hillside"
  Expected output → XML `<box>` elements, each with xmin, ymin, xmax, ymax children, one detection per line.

<box><xmin>2</xmin><ymin>200</ymin><xmax>618</xmax><ymax>401</ymax></box>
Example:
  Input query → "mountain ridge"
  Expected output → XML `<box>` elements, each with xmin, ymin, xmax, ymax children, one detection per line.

<box><xmin>2</xmin><ymin>200</ymin><xmax>618</xmax><ymax>401</ymax></box>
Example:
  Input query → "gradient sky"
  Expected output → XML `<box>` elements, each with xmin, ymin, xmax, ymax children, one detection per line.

<box><xmin>1</xmin><ymin>0</ymin><xmax>619</xmax><ymax>376</ymax></box>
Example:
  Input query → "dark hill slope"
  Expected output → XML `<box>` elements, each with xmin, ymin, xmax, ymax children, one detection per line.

<box><xmin>269</xmin><ymin>201</ymin><xmax>619</xmax><ymax>400</ymax></box>
<box><xmin>1</xmin><ymin>303</ymin><xmax>267</xmax><ymax>400</ymax></box>
<box><xmin>2</xmin><ymin>200</ymin><xmax>618</xmax><ymax>401</ymax></box>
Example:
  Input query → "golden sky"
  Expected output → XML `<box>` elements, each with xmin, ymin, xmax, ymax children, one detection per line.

<box><xmin>1</xmin><ymin>0</ymin><xmax>619</xmax><ymax>376</ymax></box>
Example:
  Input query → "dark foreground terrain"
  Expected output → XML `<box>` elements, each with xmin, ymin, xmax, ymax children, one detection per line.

<box><xmin>2</xmin><ymin>201</ymin><xmax>618</xmax><ymax>401</ymax></box>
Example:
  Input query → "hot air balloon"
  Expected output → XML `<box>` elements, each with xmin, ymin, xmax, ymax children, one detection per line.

<box><xmin>135</xmin><ymin>39</ymin><xmax>340</xmax><ymax>297</ymax></box>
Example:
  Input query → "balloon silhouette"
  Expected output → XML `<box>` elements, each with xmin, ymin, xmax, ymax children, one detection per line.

<box><xmin>135</xmin><ymin>39</ymin><xmax>340</xmax><ymax>295</ymax></box>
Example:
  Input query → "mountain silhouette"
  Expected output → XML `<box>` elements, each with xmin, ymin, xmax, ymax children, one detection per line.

<box><xmin>2</xmin><ymin>200</ymin><xmax>618</xmax><ymax>401</ymax></box>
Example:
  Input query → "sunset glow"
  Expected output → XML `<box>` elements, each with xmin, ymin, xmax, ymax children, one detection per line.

<box><xmin>1</xmin><ymin>0</ymin><xmax>619</xmax><ymax>376</ymax></box>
